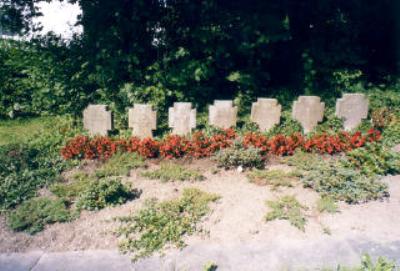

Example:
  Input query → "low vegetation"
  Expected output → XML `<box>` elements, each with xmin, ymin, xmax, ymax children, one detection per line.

<box><xmin>265</xmin><ymin>196</ymin><xmax>308</xmax><ymax>231</ymax></box>
<box><xmin>247</xmin><ymin>169</ymin><xmax>300</xmax><ymax>190</ymax></box>
<box><xmin>7</xmin><ymin>197</ymin><xmax>70</xmax><ymax>234</ymax></box>
<box><xmin>141</xmin><ymin>163</ymin><xmax>205</xmax><ymax>182</ymax></box>
<box><xmin>95</xmin><ymin>152</ymin><xmax>145</xmax><ymax>178</ymax></box>
<box><xmin>301</xmin><ymin>161</ymin><xmax>389</xmax><ymax>204</ymax></box>
<box><xmin>321</xmin><ymin>254</ymin><xmax>397</xmax><ymax>271</ymax></box>
<box><xmin>214</xmin><ymin>141</ymin><xmax>264</xmax><ymax>169</ymax></box>
<box><xmin>116</xmin><ymin>188</ymin><xmax>220</xmax><ymax>260</ymax></box>
<box><xmin>50</xmin><ymin>172</ymin><xmax>93</xmax><ymax>200</ymax></box>
<box><xmin>316</xmin><ymin>196</ymin><xmax>338</xmax><ymax>214</ymax></box>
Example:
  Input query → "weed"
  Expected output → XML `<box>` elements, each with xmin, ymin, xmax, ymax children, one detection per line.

<box><xmin>7</xmin><ymin>197</ymin><xmax>70</xmax><ymax>234</ymax></box>
<box><xmin>321</xmin><ymin>253</ymin><xmax>396</xmax><ymax>271</ymax></box>
<box><xmin>247</xmin><ymin>169</ymin><xmax>301</xmax><ymax>190</ymax></box>
<box><xmin>116</xmin><ymin>188</ymin><xmax>219</xmax><ymax>260</ymax></box>
<box><xmin>316</xmin><ymin>196</ymin><xmax>338</xmax><ymax>214</ymax></box>
<box><xmin>203</xmin><ymin>262</ymin><xmax>218</xmax><ymax>271</ymax></box>
<box><xmin>95</xmin><ymin>152</ymin><xmax>145</xmax><ymax>178</ymax></box>
<box><xmin>265</xmin><ymin>196</ymin><xmax>307</xmax><ymax>231</ymax></box>
<box><xmin>141</xmin><ymin>163</ymin><xmax>205</xmax><ymax>182</ymax></box>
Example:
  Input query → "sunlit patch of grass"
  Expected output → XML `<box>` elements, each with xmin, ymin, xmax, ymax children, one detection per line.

<box><xmin>141</xmin><ymin>163</ymin><xmax>205</xmax><ymax>182</ymax></box>
<box><xmin>247</xmin><ymin>169</ymin><xmax>301</xmax><ymax>190</ymax></box>
<box><xmin>95</xmin><ymin>152</ymin><xmax>145</xmax><ymax>178</ymax></box>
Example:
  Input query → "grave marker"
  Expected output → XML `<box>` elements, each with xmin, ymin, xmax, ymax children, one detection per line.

<box><xmin>292</xmin><ymin>96</ymin><xmax>325</xmax><ymax>133</ymax></box>
<box><xmin>168</xmin><ymin>102</ymin><xmax>196</xmax><ymax>135</ymax></box>
<box><xmin>336</xmin><ymin>93</ymin><xmax>369</xmax><ymax>130</ymax></box>
<box><xmin>83</xmin><ymin>104</ymin><xmax>113</xmax><ymax>136</ymax></box>
<box><xmin>128</xmin><ymin>104</ymin><xmax>157</xmax><ymax>138</ymax></box>
<box><xmin>209</xmin><ymin>100</ymin><xmax>238</xmax><ymax>129</ymax></box>
<box><xmin>251</xmin><ymin>98</ymin><xmax>281</xmax><ymax>131</ymax></box>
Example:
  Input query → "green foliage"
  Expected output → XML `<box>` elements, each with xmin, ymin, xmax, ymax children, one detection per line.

<box><xmin>265</xmin><ymin>195</ymin><xmax>307</xmax><ymax>231</ymax></box>
<box><xmin>381</xmin><ymin>123</ymin><xmax>400</xmax><ymax>148</ymax></box>
<box><xmin>76</xmin><ymin>177</ymin><xmax>137</xmax><ymax>211</ymax></box>
<box><xmin>7</xmin><ymin>197</ymin><xmax>70</xmax><ymax>234</ymax></box>
<box><xmin>141</xmin><ymin>163</ymin><xmax>204</xmax><ymax>182</ymax></box>
<box><xmin>203</xmin><ymin>262</ymin><xmax>218</xmax><ymax>271</ymax></box>
<box><xmin>301</xmin><ymin>160</ymin><xmax>388</xmax><ymax>204</ymax></box>
<box><xmin>0</xmin><ymin>117</ymin><xmax>81</xmax><ymax>210</ymax></box>
<box><xmin>267</xmin><ymin>111</ymin><xmax>303</xmax><ymax>136</ymax></box>
<box><xmin>50</xmin><ymin>172</ymin><xmax>93</xmax><ymax>201</ymax></box>
<box><xmin>247</xmin><ymin>169</ymin><xmax>300</xmax><ymax>190</ymax></box>
<box><xmin>117</xmin><ymin>188</ymin><xmax>220</xmax><ymax>260</ymax></box>
<box><xmin>343</xmin><ymin>143</ymin><xmax>400</xmax><ymax>177</ymax></box>
<box><xmin>316</xmin><ymin>196</ymin><xmax>338</xmax><ymax>214</ymax></box>
<box><xmin>214</xmin><ymin>141</ymin><xmax>264</xmax><ymax>169</ymax></box>
<box><xmin>322</xmin><ymin>254</ymin><xmax>397</xmax><ymax>271</ymax></box>
<box><xmin>284</xmin><ymin>151</ymin><xmax>323</xmax><ymax>171</ymax></box>
<box><xmin>95</xmin><ymin>152</ymin><xmax>145</xmax><ymax>178</ymax></box>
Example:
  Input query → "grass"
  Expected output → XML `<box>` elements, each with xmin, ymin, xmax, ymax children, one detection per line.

<box><xmin>320</xmin><ymin>254</ymin><xmax>396</xmax><ymax>271</ymax></box>
<box><xmin>116</xmin><ymin>188</ymin><xmax>220</xmax><ymax>260</ymax></box>
<box><xmin>141</xmin><ymin>163</ymin><xmax>205</xmax><ymax>182</ymax></box>
<box><xmin>265</xmin><ymin>195</ymin><xmax>308</xmax><ymax>231</ymax></box>
<box><xmin>316</xmin><ymin>196</ymin><xmax>338</xmax><ymax>214</ymax></box>
<box><xmin>0</xmin><ymin>117</ymin><xmax>59</xmax><ymax>146</ymax></box>
<box><xmin>95</xmin><ymin>152</ymin><xmax>145</xmax><ymax>178</ymax></box>
<box><xmin>247</xmin><ymin>169</ymin><xmax>301</xmax><ymax>190</ymax></box>
<box><xmin>7</xmin><ymin>197</ymin><xmax>70</xmax><ymax>234</ymax></box>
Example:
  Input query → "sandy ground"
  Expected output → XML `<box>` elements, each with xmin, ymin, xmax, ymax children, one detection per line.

<box><xmin>1</xmin><ymin>158</ymin><xmax>400</xmax><ymax>255</ymax></box>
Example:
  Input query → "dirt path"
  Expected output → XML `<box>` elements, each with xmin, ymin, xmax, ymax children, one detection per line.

<box><xmin>1</xmin><ymin>162</ymin><xmax>400</xmax><ymax>260</ymax></box>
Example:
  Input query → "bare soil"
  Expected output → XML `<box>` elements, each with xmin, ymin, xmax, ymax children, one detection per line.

<box><xmin>1</xmin><ymin>158</ymin><xmax>400</xmax><ymax>253</ymax></box>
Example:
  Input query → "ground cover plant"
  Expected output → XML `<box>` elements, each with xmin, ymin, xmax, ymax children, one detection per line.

<box><xmin>320</xmin><ymin>254</ymin><xmax>397</xmax><ymax>271</ymax></box>
<box><xmin>265</xmin><ymin>196</ymin><xmax>308</xmax><ymax>231</ymax></box>
<box><xmin>49</xmin><ymin>172</ymin><xmax>93</xmax><ymax>201</ymax></box>
<box><xmin>214</xmin><ymin>141</ymin><xmax>264</xmax><ymax>169</ymax></box>
<box><xmin>247</xmin><ymin>169</ymin><xmax>301</xmax><ymax>190</ymax></box>
<box><xmin>76</xmin><ymin>177</ymin><xmax>137</xmax><ymax>211</ymax></box>
<box><xmin>95</xmin><ymin>152</ymin><xmax>145</xmax><ymax>178</ymax></box>
<box><xmin>7</xmin><ymin>197</ymin><xmax>70</xmax><ymax>234</ymax></box>
<box><xmin>316</xmin><ymin>196</ymin><xmax>338</xmax><ymax>214</ymax></box>
<box><xmin>141</xmin><ymin>163</ymin><xmax>205</xmax><ymax>182</ymax></box>
<box><xmin>116</xmin><ymin>188</ymin><xmax>220</xmax><ymax>260</ymax></box>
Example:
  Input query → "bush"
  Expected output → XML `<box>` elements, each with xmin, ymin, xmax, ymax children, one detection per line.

<box><xmin>76</xmin><ymin>177</ymin><xmax>137</xmax><ymax>211</ymax></box>
<box><xmin>301</xmin><ymin>161</ymin><xmax>388</xmax><ymax>203</ymax></box>
<box><xmin>117</xmin><ymin>188</ymin><xmax>220</xmax><ymax>260</ymax></box>
<box><xmin>214</xmin><ymin>141</ymin><xmax>264</xmax><ymax>169</ymax></box>
<box><xmin>265</xmin><ymin>195</ymin><xmax>307</xmax><ymax>231</ymax></box>
<box><xmin>343</xmin><ymin>143</ymin><xmax>400</xmax><ymax>177</ymax></box>
<box><xmin>7</xmin><ymin>197</ymin><xmax>70</xmax><ymax>234</ymax></box>
<box><xmin>95</xmin><ymin>152</ymin><xmax>145</xmax><ymax>178</ymax></box>
<box><xmin>141</xmin><ymin>163</ymin><xmax>204</xmax><ymax>182</ymax></box>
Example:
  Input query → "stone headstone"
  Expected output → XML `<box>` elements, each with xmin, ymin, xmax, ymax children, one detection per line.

<box><xmin>128</xmin><ymin>104</ymin><xmax>157</xmax><ymax>138</ymax></box>
<box><xmin>83</xmin><ymin>104</ymin><xmax>113</xmax><ymax>136</ymax></box>
<box><xmin>209</xmin><ymin>100</ymin><xmax>238</xmax><ymax>129</ymax></box>
<box><xmin>251</xmin><ymin>98</ymin><xmax>282</xmax><ymax>131</ymax></box>
<box><xmin>336</xmin><ymin>93</ymin><xmax>369</xmax><ymax>130</ymax></box>
<box><xmin>292</xmin><ymin>96</ymin><xmax>325</xmax><ymax>133</ymax></box>
<box><xmin>168</xmin><ymin>102</ymin><xmax>196</xmax><ymax>135</ymax></box>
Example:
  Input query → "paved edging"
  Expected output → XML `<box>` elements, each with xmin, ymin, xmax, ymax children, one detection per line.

<box><xmin>1</xmin><ymin>237</ymin><xmax>400</xmax><ymax>271</ymax></box>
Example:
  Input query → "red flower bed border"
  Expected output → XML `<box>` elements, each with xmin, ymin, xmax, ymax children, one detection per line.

<box><xmin>61</xmin><ymin>128</ymin><xmax>381</xmax><ymax>161</ymax></box>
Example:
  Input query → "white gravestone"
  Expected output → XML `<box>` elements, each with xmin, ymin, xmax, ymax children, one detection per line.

<box><xmin>251</xmin><ymin>98</ymin><xmax>282</xmax><ymax>131</ymax></box>
<box><xmin>336</xmin><ymin>93</ymin><xmax>369</xmax><ymax>131</ymax></box>
<box><xmin>168</xmin><ymin>102</ymin><xmax>196</xmax><ymax>135</ymax></box>
<box><xmin>209</xmin><ymin>100</ymin><xmax>238</xmax><ymax>129</ymax></box>
<box><xmin>292</xmin><ymin>96</ymin><xmax>325</xmax><ymax>134</ymax></box>
<box><xmin>83</xmin><ymin>104</ymin><xmax>113</xmax><ymax>136</ymax></box>
<box><xmin>128</xmin><ymin>104</ymin><xmax>157</xmax><ymax>138</ymax></box>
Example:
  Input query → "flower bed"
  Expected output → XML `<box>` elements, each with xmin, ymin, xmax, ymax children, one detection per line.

<box><xmin>61</xmin><ymin>128</ymin><xmax>381</xmax><ymax>161</ymax></box>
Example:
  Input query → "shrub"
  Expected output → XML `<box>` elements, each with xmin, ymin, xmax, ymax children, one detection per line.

<box><xmin>247</xmin><ymin>169</ymin><xmax>300</xmax><ymax>190</ymax></box>
<box><xmin>214</xmin><ymin>141</ymin><xmax>264</xmax><ymax>169</ymax></box>
<box><xmin>95</xmin><ymin>152</ymin><xmax>145</xmax><ymax>178</ymax></box>
<box><xmin>343</xmin><ymin>143</ymin><xmax>400</xmax><ymax>177</ymax></box>
<box><xmin>141</xmin><ymin>163</ymin><xmax>204</xmax><ymax>182</ymax></box>
<box><xmin>76</xmin><ymin>177</ymin><xmax>137</xmax><ymax>211</ymax></box>
<box><xmin>265</xmin><ymin>195</ymin><xmax>307</xmax><ymax>231</ymax></box>
<box><xmin>116</xmin><ymin>188</ymin><xmax>220</xmax><ymax>260</ymax></box>
<box><xmin>7</xmin><ymin>197</ymin><xmax>70</xmax><ymax>234</ymax></box>
<box><xmin>301</xmin><ymin>161</ymin><xmax>388</xmax><ymax>203</ymax></box>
